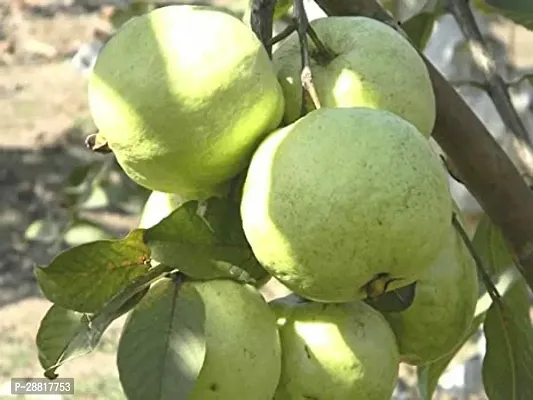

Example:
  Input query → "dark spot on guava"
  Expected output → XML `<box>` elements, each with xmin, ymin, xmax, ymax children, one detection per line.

<box><xmin>209</xmin><ymin>383</ymin><xmax>218</xmax><ymax>391</ymax></box>
<box><xmin>304</xmin><ymin>345</ymin><xmax>312</xmax><ymax>359</ymax></box>
<box><xmin>303</xmin><ymin>395</ymin><xmax>319</xmax><ymax>400</ymax></box>
<box><xmin>377</xmin><ymin>218</ymin><xmax>383</xmax><ymax>226</ymax></box>
<box><xmin>321</xmin><ymin>303</ymin><xmax>328</xmax><ymax>311</ymax></box>
<box><xmin>243</xmin><ymin>347</ymin><xmax>256</xmax><ymax>359</ymax></box>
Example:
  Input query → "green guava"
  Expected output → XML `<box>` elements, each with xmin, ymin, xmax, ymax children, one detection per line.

<box><xmin>240</xmin><ymin>107</ymin><xmax>452</xmax><ymax>303</ymax></box>
<box><xmin>272</xmin><ymin>300</ymin><xmax>400</xmax><ymax>400</ymax></box>
<box><xmin>138</xmin><ymin>191</ymin><xmax>187</xmax><ymax>229</ymax></box>
<box><xmin>272</xmin><ymin>16</ymin><xmax>436</xmax><ymax>136</ymax></box>
<box><xmin>381</xmin><ymin>219</ymin><xmax>478</xmax><ymax>365</ymax></box>
<box><xmin>186</xmin><ymin>279</ymin><xmax>282</xmax><ymax>399</ymax></box>
<box><xmin>88</xmin><ymin>5</ymin><xmax>284</xmax><ymax>197</ymax></box>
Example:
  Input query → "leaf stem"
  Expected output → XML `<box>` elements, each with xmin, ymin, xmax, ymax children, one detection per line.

<box><xmin>452</xmin><ymin>213</ymin><xmax>501</xmax><ymax>302</ymax></box>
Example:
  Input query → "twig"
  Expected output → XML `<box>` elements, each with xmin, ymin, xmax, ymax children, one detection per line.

<box><xmin>250</xmin><ymin>0</ymin><xmax>277</xmax><ymax>57</ymax></box>
<box><xmin>452</xmin><ymin>213</ymin><xmax>501</xmax><ymax>302</ymax></box>
<box><xmin>293</xmin><ymin>0</ymin><xmax>322</xmax><ymax>113</ymax></box>
<box><xmin>268</xmin><ymin>23</ymin><xmax>297</xmax><ymax>46</ymax></box>
<box><xmin>307</xmin><ymin>25</ymin><xmax>336</xmax><ymax>62</ymax></box>
<box><xmin>313</xmin><ymin>0</ymin><xmax>533</xmax><ymax>292</ymax></box>
<box><xmin>447</xmin><ymin>0</ymin><xmax>533</xmax><ymax>177</ymax></box>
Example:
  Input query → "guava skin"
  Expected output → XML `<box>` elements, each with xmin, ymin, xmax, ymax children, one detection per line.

<box><xmin>273</xmin><ymin>301</ymin><xmax>400</xmax><ymax>400</ymax></box>
<box><xmin>138</xmin><ymin>191</ymin><xmax>187</xmax><ymax>229</ymax></box>
<box><xmin>241</xmin><ymin>107</ymin><xmax>452</xmax><ymax>303</ymax></box>
<box><xmin>273</xmin><ymin>16</ymin><xmax>436</xmax><ymax>136</ymax></box>
<box><xmin>186</xmin><ymin>279</ymin><xmax>282</xmax><ymax>400</ymax></box>
<box><xmin>88</xmin><ymin>5</ymin><xmax>284</xmax><ymax>197</ymax></box>
<box><xmin>382</xmin><ymin>223</ymin><xmax>478</xmax><ymax>366</ymax></box>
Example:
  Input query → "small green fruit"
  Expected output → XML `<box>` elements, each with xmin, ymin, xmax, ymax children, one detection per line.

<box><xmin>273</xmin><ymin>16</ymin><xmax>436</xmax><ymax>136</ymax></box>
<box><xmin>89</xmin><ymin>5</ymin><xmax>284</xmax><ymax>197</ymax></box>
<box><xmin>241</xmin><ymin>107</ymin><xmax>452</xmax><ymax>302</ymax></box>
<box><xmin>273</xmin><ymin>301</ymin><xmax>399</xmax><ymax>400</ymax></box>
<box><xmin>187</xmin><ymin>279</ymin><xmax>282</xmax><ymax>399</ymax></box>
<box><xmin>382</xmin><ymin>222</ymin><xmax>478</xmax><ymax>365</ymax></box>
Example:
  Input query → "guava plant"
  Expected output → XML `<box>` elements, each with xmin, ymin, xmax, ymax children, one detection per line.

<box><xmin>33</xmin><ymin>0</ymin><xmax>533</xmax><ymax>399</ymax></box>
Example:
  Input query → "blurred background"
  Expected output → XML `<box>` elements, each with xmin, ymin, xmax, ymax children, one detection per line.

<box><xmin>0</xmin><ymin>0</ymin><xmax>532</xmax><ymax>398</ymax></box>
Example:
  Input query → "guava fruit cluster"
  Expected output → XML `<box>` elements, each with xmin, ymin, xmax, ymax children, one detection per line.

<box><xmin>89</xmin><ymin>5</ymin><xmax>478</xmax><ymax>399</ymax></box>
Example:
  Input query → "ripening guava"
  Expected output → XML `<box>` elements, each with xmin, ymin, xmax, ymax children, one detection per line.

<box><xmin>272</xmin><ymin>16</ymin><xmax>436</xmax><ymax>136</ymax></box>
<box><xmin>381</xmin><ymin>218</ymin><xmax>478</xmax><ymax>365</ymax></box>
<box><xmin>138</xmin><ymin>191</ymin><xmax>187</xmax><ymax>229</ymax></box>
<box><xmin>88</xmin><ymin>5</ymin><xmax>284</xmax><ymax>197</ymax></box>
<box><xmin>272</xmin><ymin>300</ymin><xmax>399</xmax><ymax>400</ymax></box>
<box><xmin>240</xmin><ymin>107</ymin><xmax>452</xmax><ymax>303</ymax></box>
<box><xmin>186</xmin><ymin>279</ymin><xmax>282</xmax><ymax>399</ymax></box>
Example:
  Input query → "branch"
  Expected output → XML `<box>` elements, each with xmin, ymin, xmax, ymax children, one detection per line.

<box><xmin>446</xmin><ymin>0</ymin><xmax>533</xmax><ymax>173</ymax></box>
<box><xmin>314</xmin><ymin>0</ymin><xmax>533</xmax><ymax>290</ymax></box>
<box><xmin>250</xmin><ymin>0</ymin><xmax>277</xmax><ymax>57</ymax></box>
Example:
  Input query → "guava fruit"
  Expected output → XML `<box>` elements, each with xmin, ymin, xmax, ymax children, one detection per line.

<box><xmin>381</xmin><ymin>220</ymin><xmax>478</xmax><ymax>365</ymax></box>
<box><xmin>88</xmin><ymin>5</ymin><xmax>284</xmax><ymax>197</ymax></box>
<box><xmin>138</xmin><ymin>191</ymin><xmax>187</xmax><ymax>229</ymax></box>
<box><xmin>272</xmin><ymin>16</ymin><xmax>436</xmax><ymax>136</ymax></box>
<box><xmin>186</xmin><ymin>279</ymin><xmax>282</xmax><ymax>399</ymax></box>
<box><xmin>272</xmin><ymin>300</ymin><xmax>400</xmax><ymax>400</ymax></box>
<box><xmin>240</xmin><ymin>107</ymin><xmax>452</xmax><ymax>303</ymax></box>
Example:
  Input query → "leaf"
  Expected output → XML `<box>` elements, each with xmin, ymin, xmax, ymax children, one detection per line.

<box><xmin>473</xmin><ymin>0</ymin><xmax>533</xmax><ymax>31</ymax></box>
<box><xmin>417</xmin><ymin>312</ymin><xmax>485</xmax><ymax>399</ymax></box>
<box><xmin>472</xmin><ymin>214</ymin><xmax>515</xmax><ymax>278</ymax></box>
<box><xmin>36</xmin><ymin>264</ymin><xmax>170</xmax><ymax>378</ymax></box>
<box><xmin>482</xmin><ymin>278</ymin><xmax>533</xmax><ymax>400</ymax></box>
<box><xmin>364</xmin><ymin>282</ymin><xmax>417</xmax><ymax>312</ymax></box>
<box><xmin>144</xmin><ymin>197</ymin><xmax>268</xmax><ymax>285</ymax></box>
<box><xmin>34</xmin><ymin>229</ymin><xmax>151</xmax><ymax>313</ymax></box>
<box><xmin>417</xmin><ymin>214</ymin><xmax>519</xmax><ymax>399</ymax></box>
<box><xmin>117</xmin><ymin>277</ymin><xmax>206</xmax><ymax>400</ymax></box>
<box><xmin>36</xmin><ymin>305</ymin><xmax>85</xmax><ymax>374</ymax></box>
<box><xmin>402</xmin><ymin>12</ymin><xmax>436</xmax><ymax>51</ymax></box>
<box><xmin>486</xmin><ymin>0</ymin><xmax>533</xmax><ymax>13</ymax></box>
<box><xmin>466</xmin><ymin>215</ymin><xmax>533</xmax><ymax>399</ymax></box>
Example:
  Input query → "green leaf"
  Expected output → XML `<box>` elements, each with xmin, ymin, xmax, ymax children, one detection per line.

<box><xmin>117</xmin><ymin>277</ymin><xmax>206</xmax><ymax>400</ymax></box>
<box><xmin>36</xmin><ymin>305</ymin><xmax>85</xmax><ymax>375</ymax></box>
<box><xmin>482</xmin><ymin>278</ymin><xmax>533</xmax><ymax>400</ymax></box>
<box><xmin>34</xmin><ymin>229</ymin><xmax>151</xmax><ymax>313</ymax></box>
<box><xmin>417</xmin><ymin>312</ymin><xmax>485</xmax><ymax>399</ymax></box>
<box><xmin>144</xmin><ymin>197</ymin><xmax>268</xmax><ymax>286</ymax></box>
<box><xmin>402</xmin><ymin>12</ymin><xmax>436</xmax><ymax>51</ymax></box>
<box><xmin>36</xmin><ymin>264</ymin><xmax>170</xmax><ymax>378</ymax></box>
<box><xmin>466</xmin><ymin>215</ymin><xmax>533</xmax><ymax>399</ymax></box>
<box><xmin>486</xmin><ymin>0</ymin><xmax>533</xmax><ymax>13</ymax></box>
<box><xmin>473</xmin><ymin>0</ymin><xmax>533</xmax><ymax>31</ymax></box>
<box><xmin>472</xmin><ymin>214</ymin><xmax>515</xmax><ymax>278</ymax></box>
<box><xmin>417</xmin><ymin>214</ymin><xmax>519</xmax><ymax>399</ymax></box>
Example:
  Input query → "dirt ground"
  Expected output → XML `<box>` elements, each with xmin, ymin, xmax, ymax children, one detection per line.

<box><xmin>0</xmin><ymin>1</ymin><xmax>144</xmax><ymax>397</ymax></box>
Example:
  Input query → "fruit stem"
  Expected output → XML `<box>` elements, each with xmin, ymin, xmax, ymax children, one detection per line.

<box><xmin>452</xmin><ymin>213</ymin><xmax>502</xmax><ymax>302</ymax></box>
<box><xmin>293</xmin><ymin>0</ymin><xmax>322</xmax><ymax>114</ymax></box>
<box><xmin>306</xmin><ymin>25</ymin><xmax>337</xmax><ymax>65</ymax></box>
<box><xmin>85</xmin><ymin>132</ymin><xmax>112</xmax><ymax>154</ymax></box>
